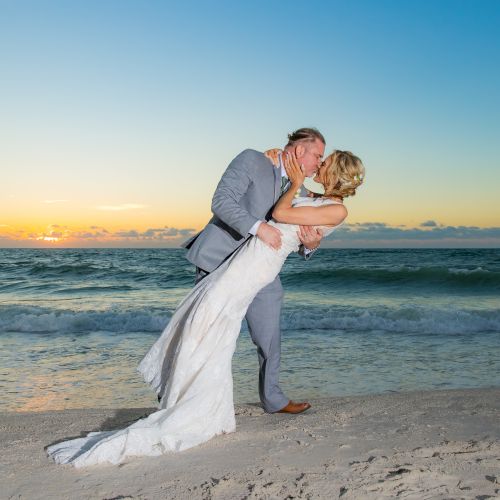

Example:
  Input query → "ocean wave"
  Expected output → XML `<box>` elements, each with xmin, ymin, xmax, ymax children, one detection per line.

<box><xmin>0</xmin><ymin>304</ymin><xmax>498</xmax><ymax>336</ymax></box>
<box><xmin>1</xmin><ymin>261</ymin><xmax>194</xmax><ymax>288</ymax></box>
<box><xmin>3</xmin><ymin>251</ymin><xmax>499</xmax><ymax>294</ymax></box>
<box><xmin>281</xmin><ymin>305</ymin><xmax>500</xmax><ymax>335</ymax></box>
<box><xmin>26</xmin><ymin>262</ymin><xmax>107</xmax><ymax>276</ymax></box>
<box><xmin>51</xmin><ymin>285</ymin><xmax>136</xmax><ymax>293</ymax></box>
<box><xmin>0</xmin><ymin>305</ymin><xmax>171</xmax><ymax>334</ymax></box>
<box><xmin>281</xmin><ymin>265</ymin><xmax>500</xmax><ymax>290</ymax></box>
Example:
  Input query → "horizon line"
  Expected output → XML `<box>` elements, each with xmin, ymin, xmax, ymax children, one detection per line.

<box><xmin>1</xmin><ymin>246</ymin><xmax>499</xmax><ymax>251</ymax></box>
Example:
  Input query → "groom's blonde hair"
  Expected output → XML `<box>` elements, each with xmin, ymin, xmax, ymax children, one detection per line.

<box><xmin>286</xmin><ymin>128</ymin><xmax>325</xmax><ymax>147</ymax></box>
<box><xmin>323</xmin><ymin>150</ymin><xmax>365</xmax><ymax>199</ymax></box>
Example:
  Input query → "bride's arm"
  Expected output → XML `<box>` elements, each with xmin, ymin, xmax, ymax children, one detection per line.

<box><xmin>272</xmin><ymin>153</ymin><xmax>348</xmax><ymax>226</ymax></box>
<box><xmin>274</xmin><ymin>202</ymin><xmax>347</xmax><ymax>226</ymax></box>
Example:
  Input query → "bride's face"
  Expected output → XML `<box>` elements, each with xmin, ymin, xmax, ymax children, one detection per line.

<box><xmin>313</xmin><ymin>155</ymin><xmax>333</xmax><ymax>186</ymax></box>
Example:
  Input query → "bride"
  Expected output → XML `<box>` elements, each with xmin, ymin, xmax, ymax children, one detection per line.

<box><xmin>46</xmin><ymin>149</ymin><xmax>365</xmax><ymax>467</ymax></box>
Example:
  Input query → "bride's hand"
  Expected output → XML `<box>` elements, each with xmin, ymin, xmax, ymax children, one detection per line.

<box><xmin>284</xmin><ymin>152</ymin><xmax>306</xmax><ymax>187</ymax></box>
<box><xmin>264</xmin><ymin>148</ymin><xmax>282</xmax><ymax>167</ymax></box>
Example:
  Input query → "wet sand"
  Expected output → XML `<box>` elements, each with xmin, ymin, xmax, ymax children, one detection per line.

<box><xmin>1</xmin><ymin>387</ymin><xmax>499</xmax><ymax>499</ymax></box>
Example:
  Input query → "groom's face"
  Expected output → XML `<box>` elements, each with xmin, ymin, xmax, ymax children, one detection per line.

<box><xmin>296</xmin><ymin>139</ymin><xmax>325</xmax><ymax>177</ymax></box>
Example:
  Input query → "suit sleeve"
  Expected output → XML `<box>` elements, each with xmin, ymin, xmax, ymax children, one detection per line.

<box><xmin>211</xmin><ymin>150</ymin><xmax>261</xmax><ymax>237</ymax></box>
<box><xmin>298</xmin><ymin>245</ymin><xmax>317</xmax><ymax>260</ymax></box>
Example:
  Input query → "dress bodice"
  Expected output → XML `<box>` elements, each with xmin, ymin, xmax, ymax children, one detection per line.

<box><xmin>292</xmin><ymin>195</ymin><xmax>344</xmax><ymax>234</ymax></box>
<box><xmin>268</xmin><ymin>196</ymin><xmax>344</xmax><ymax>255</ymax></box>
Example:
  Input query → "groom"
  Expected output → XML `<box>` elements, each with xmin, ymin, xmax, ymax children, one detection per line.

<box><xmin>182</xmin><ymin>128</ymin><xmax>325</xmax><ymax>414</ymax></box>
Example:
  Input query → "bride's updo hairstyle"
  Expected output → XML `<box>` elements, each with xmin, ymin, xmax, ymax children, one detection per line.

<box><xmin>322</xmin><ymin>150</ymin><xmax>365</xmax><ymax>199</ymax></box>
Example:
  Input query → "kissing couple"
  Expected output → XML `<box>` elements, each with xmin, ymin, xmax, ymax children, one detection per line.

<box><xmin>47</xmin><ymin>128</ymin><xmax>365</xmax><ymax>467</ymax></box>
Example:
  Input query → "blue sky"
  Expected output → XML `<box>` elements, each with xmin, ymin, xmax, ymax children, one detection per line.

<box><xmin>1</xmin><ymin>0</ymin><xmax>499</xmax><ymax>247</ymax></box>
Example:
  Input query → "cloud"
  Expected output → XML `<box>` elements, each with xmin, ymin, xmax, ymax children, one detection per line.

<box><xmin>69</xmin><ymin>227</ymin><xmax>110</xmax><ymax>239</ymax></box>
<box><xmin>89</xmin><ymin>226</ymin><xmax>109</xmax><ymax>234</ymax></box>
<box><xmin>113</xmin><ymin>227</ymin><xmax>196</xmax><ymax>240</ymax></box>
<box><xmin>43</xmin><ymin>199</ymin><xmax>68</xmax><ymax>204</ymax></box>
<box><xmin>0</xmin><ymin>222</ymin><xmax>198</xmax><ymax>248</ymax></box>
<box><xmin>115</xmin><ymin>229</ymin><xmax>140</xmax><ymax>237</ymax></box>
<box><xmin>96</xmin><ymin>203</ymin><xmax>148</xmax><ymax>211</ymax></box>
<box><xmin>72</xmin><ymin>231</ymin><xmax>101</xmax><ymax>238</ymax></box>
<box><xmin>329</xmin><ymin>221</ymin><xmax>500</xmax><ymax>245</ymax></box>
<box><xmin>1</xmin><ymin>220</ymin><xmax>499</xmax><ymax>248</ymax></box>
<box><xmin>88</xmin><ymin>226</ymin><xmax>109</xmax><ymax>233</ymax></box>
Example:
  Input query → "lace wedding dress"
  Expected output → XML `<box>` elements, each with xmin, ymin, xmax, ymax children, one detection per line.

<box><xmin>46</xmin><ymin>197</ymin><xmax>342</xmax><ymax>467</ymax></box>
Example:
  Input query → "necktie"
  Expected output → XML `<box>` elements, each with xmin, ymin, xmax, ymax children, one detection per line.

<box><xmin>280</xmin><ymin>176</ymin><xmax>289</xmax><ymax>196</ymax></box>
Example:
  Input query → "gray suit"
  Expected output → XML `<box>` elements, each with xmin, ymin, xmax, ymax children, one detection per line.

<box><xmin>182</xmin><ymin>149</ymin><xmax>312</xmax><ymax>412</ymax></box>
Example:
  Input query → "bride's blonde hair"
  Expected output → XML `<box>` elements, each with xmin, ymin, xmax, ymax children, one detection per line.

<box><xmin>322</xmin><ymin>150</ymin><xmax>365</xmax><ymax>199</ymax></box>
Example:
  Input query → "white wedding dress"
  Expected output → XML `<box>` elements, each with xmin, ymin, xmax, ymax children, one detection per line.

<box><xmin>46</xmin><ymin>197</ymin><xmax>342</xmax><ymax>467</ymax></box>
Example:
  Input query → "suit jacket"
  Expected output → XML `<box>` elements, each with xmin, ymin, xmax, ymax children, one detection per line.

<box><xmin>182</xmin><ymin>149</ymin><xmax>312</xmax><ymax>272</ymax></box>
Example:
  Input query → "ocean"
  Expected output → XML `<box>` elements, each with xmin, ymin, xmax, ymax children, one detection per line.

<box><xmin>1</xmin><ymin>248</ymin><xmax>499</xmax><ymax>412</ymax></box>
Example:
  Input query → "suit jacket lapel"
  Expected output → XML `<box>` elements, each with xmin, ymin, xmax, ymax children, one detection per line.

<box><xmin>273</xmin><ymin>162</ymin><xmax>281</xmax><ymax>203</ymax></box>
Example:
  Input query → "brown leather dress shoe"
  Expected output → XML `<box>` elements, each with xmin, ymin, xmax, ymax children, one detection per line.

<box><xmin>276</xmin><ymin>400</ymin><xmax>311</xmax><ymax>414</ymax></box>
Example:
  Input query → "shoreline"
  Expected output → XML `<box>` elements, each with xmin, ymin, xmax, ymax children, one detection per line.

<box><xmin>2</xmin><ymin>387</ymin><xmax>499</xmax><ymax>499</ymax></box>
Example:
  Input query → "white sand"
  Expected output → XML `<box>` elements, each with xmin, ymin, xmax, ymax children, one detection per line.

<box><xmin>1</xmin><ymin>387</ymin><xmax>499</xmax><ymax>499</ymax></box>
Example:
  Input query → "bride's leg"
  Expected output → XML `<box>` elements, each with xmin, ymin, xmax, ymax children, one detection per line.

<box><xmin>245</xmin><ymin>276</ymin><xmax>289</xmax><ymax>413</ymax></box>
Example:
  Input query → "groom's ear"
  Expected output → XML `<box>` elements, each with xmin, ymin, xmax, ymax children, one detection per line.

<box><xmin>295</xmin><ymin>144</ymin><xmax>306</xmax><ymax>159</ymax></box>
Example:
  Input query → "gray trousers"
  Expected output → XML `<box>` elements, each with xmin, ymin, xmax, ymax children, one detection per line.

<box><xmin>195</xmin><ymin>267</ymin><xmax>288</xmax><ymax>413</ymax></box>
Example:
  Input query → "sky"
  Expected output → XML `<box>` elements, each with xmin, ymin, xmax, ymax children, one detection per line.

<box><xmin>1</xmin><ymin>0</ymin><xmax>499</xmax><ymax>248</ymax></box>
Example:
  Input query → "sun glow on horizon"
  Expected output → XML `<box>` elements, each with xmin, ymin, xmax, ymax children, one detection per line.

<box><xmin>37</xmin><ymin>236</ymin><xmax>61</xmax><ymax>243</ymax></box>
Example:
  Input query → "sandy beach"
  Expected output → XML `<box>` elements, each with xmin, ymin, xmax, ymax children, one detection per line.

<box><xmin>1</xmin><ymin>387</ymin><xmax>499</xmax><ymax>499</ymax></box>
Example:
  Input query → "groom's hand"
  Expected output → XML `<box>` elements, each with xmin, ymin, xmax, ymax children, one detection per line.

<box><xmin>298</xmin><ymin>225</ymin><xmax>323</xmax><ymax>250</ymax></box>
<box><xmin>257</xmin><ymin>222</ymin><xmax>283</xmax><ymax>250</ymax></box>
